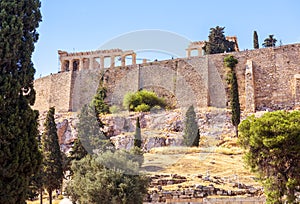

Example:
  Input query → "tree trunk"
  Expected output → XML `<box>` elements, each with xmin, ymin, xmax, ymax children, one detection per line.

<box><xmin>235</xmin><ymin>125</ymin><xmax>239</xmax><ymax>137</ymax></box>
<box><xmin>39</xmin><ymin>188</ymin><xmax>43</xmax><ymax>204</ymax></box>
<box><xmin>49</xmin><ymin>189</ymin><xmax>52</xmax><ymax>204</ymax></box>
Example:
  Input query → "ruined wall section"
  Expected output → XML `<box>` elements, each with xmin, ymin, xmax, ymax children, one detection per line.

<box><xmin>71</xmin><ymin>69</ymin><xmax>103</xmax><ymax>112</ymax></box>
<box><xmin>209</xmin><ymin>43</ymin><xmax>300</xmax><ymax>111</ymax></box>
<box><xmin>103</xmin><ymin>65</ymin><xmax>139</xmax><ymax>106</ymax></box>
<box><xmin>33</xmin><ymin>72</ymin><xmax>73</xmax><ymax>113</ymax></box>
<box><xmin>104</xmin><ymin>58</ymin><xmax>210</xmax><ymax>109</ymax></box>
<box><xmin>33</xmin><ymin>76</ymin><xmax>51</xmax><ymax>113</ymax></box>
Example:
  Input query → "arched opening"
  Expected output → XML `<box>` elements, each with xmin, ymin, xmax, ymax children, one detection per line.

<box><xmin>141</xmin><ymin>85</ymin><xmax>178</xmax><ymax>109</ymax></box>
<box><xmin>73</xmin><ymin>59</ymin><xmax>79</xmax><ymax>71</ymax></box>
<box><xmin>63</xmin><ymin>60</ymin><xmax>69</xmax><ymax>71</ymax></box>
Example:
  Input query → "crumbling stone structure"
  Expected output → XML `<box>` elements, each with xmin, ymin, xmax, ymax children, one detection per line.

<box><xmin>185</xmin><ymin>36</ymin><xmax>239</xmax><ymax>57</ymax></box>
<box><xmin>58</xmin><ymin>49</ymin><xmax>136</xmax><ymax>71</ymax></box>
<box><xmin>33</xmin><ymin>42</ymin><xmax>300</xmax><ymax>114</ymax></box>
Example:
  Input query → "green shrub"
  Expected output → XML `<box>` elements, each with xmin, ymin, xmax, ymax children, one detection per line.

<box><xmin>123</xmin><ymin>90</ymin><xmax>166</xmax><ymax>112</ymax></box>
<box><xmin>109</xmin><ymin>105</ymin><xmax>120</xmax><ymax>114</ymax></box>
<box><xmin>135</xmin><ymin>103</ymin><xmax>150</xmax><ymax>112</ymax></box>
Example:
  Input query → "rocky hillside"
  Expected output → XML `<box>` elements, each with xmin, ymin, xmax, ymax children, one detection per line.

<box><xmin>41</xmin><ymin>108</ymin><xmax>237</xmax><ymax>153</ymax></box>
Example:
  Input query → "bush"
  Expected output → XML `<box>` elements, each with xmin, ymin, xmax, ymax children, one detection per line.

<box><xmin>109</xmin><ymin>105</ymin><xmax>120</xmax><ymax>114</ymax></box>
<box><xmin>135</xmin><ymin>103</ymin><xmax>150</xmax><ymax>112</ymax></box>
<box><xmin>123</xmin><ymin>90</ymin><xmax>166</xmax><ymax>112</ymax></box>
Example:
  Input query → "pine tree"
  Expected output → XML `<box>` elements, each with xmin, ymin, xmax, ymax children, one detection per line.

<box><xmin>253</xmin><ymin>31</ymin><xmax>259</xmax><ymax>49</ymax></box>
<box><xmin>204</xmin><ymin>26</ymin><xmax>235</xmax><ymax>54</ymax></box>
<box><xmin>41</xmin><ymin>107</ymin><xmax>63</xmax><ymax>204</ymax></box>
<box><xmin>224</xmin><ymin>55</ymin><xmax>240</xmax><ymax>137</ymax></box>
<box><xmin>183</xmin><ymin>105</ymin><xmax>199</xmax><ymax>147</ymax></box>
<box><xmin>134</xmin><ymin>117</ymin><xmax>142</xmax><ymax>148</ymax></box>
<box><xmin>0</xmin><ymin>1</ymin><xmax>42</xmax><ymax>203</ymax></box>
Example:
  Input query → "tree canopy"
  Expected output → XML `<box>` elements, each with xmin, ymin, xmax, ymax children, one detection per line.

<box><xmin>66</xmin><ymin>150</ymin><xmax>149</xmax><ymax>204</ymax></box>
<box><xmin>239</xmin><ymin>111</ymin><xmax>300</xmax><ymax>203</ymax></box>
<box><xmin>0</xmin><ymin>1</ymin><xmax>42</xmax><ymax>203</ymax></box>
<box><xmin>123</xmin><ymin>90</ymin><xmax>166</xmax><ymax>112</ymax></box>
<box><xmin>41</xmin><ymin>107</ymin><xmax>63</xmax><ymax>204</ymax></box>
<box><xmin>183</xmin><ymin>105</ymin><xmax>200</xmax><ymax>147</ymax></box>
<box><xmin>224</xmin><ymin>55</ymin><xmax>240</xmax><ymax>137</ymax></box>
<box><xmin>253</xmin><ymin>31</ymin><xmax>259</xmax><ymax>49</ymax></box>
<box><xmin>204</xmin><ymin>26</ymin><xmax>235</xmax><ymax>54</ymax></box>
<box><xmin>262</xmin><ymin>34</ymin><xmax>277</xmax><ymax>47</ymax></box>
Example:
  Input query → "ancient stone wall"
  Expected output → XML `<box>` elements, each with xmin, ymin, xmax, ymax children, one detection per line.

<box><xmin>33</xmin><ymin>43</ymin><xmax>300</xmax><ymax>113</ymax></box>
<box><xmin>33</xmin><ymin>71</ymin><xmax>73</xmax><ymax>113</ymax></box>
<box><xmin>204</xmin><ymin>43</ymin><xmax>300</xmax><ymax>111</ymax></box>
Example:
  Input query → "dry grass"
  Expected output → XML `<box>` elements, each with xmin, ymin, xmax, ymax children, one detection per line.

<box><xmin>142</xmin><ymin>137</ymin><xmax>261</xmax><ymax>191</ymax></box>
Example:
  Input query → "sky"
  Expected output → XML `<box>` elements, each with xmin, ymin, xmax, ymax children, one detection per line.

<box><xmin>33</xmin><ymin>0</ymin><xmax>300</xmax><ymax>78</ymax></box>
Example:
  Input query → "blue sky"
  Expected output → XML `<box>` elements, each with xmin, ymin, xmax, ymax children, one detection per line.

<box><xmin>33</xmin><ymin>0</ymin><xmax>300</xmax><ymax>78</ymax></box>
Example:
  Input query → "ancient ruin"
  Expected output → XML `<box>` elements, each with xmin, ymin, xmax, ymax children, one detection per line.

<box><xmin>58</xmin><ymin>49</ymin><xmax>136</xmax><ymax>71</ymax></box>
<box><xmin>33</xmin><ymin>39</ymin><xmax>300</xmax><ymax>114</ymax></box>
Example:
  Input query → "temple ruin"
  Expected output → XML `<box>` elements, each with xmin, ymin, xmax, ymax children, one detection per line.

<box><xmin>58</xmin><ymin>49</ymin><xmax>137</xmax><ymax>71</ymax></box>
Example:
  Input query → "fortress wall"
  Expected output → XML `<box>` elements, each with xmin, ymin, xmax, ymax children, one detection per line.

<box><xmin>33</xmin><ymin>43</ymin><xmax>300</xmax><ymax>113</ymax></box>
<box><xmin>32</xmin><ymin>72</ymin><xmax>72</xmax><ymax>113</ymax></box>
<box><xmin>33</xmin><ymin>75</ymin><xmax>51</xmax><ymax>112</ymax></box>
<box><xmin>207</xmin><ymin>43</ymin><xmax>300</xmax><ymax>111</ymax></box>
<box><xmin>103</xmin><ymin>65</ymin><xmax>139</xmax><ymax>106</ymax></box>
<box><xmin>71</xmin><ymin>69</ymin><xmax>103</xmax><ymax>112</ymax></box>
<box><xmin>49</xmin><ymin>72</ymin><xmax>73</xmax><ymax>112</ymax></box>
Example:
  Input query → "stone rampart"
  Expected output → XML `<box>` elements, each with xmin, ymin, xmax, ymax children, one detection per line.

<box><xmin>33</xmin><ymin>43</ymin><xmax>300</xmax><ymax>113</ymax></box>
<box><xmin>33</xmin><ymin>71</ymin><xmax>73</xmax><ymax>112</ymax></box>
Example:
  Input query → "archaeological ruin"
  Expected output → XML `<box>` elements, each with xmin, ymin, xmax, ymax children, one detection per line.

<box><xmin>32</xmin><ymin>39</ymin><xmax>300</xmax><ymax>114</ymax></box>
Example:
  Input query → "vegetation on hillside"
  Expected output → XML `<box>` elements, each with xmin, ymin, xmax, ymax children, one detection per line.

<box><xmin>134</xmin><ymin>117</ymin><xmax>142</xmax><ymax>148</ymax></box>
<box><xmin>224</xmin><ymin>55</ymin><xmax>240</xmax><ymax>137</ymax></box>
<box><xmin>123</xmin><ymin>89</ymin><xmax>166</xmax><ymax>112</ymax></box>
<box><xmin>204</xmin><ymin>26</ymin><xmax>235</xmax><ymax>54</ymax></box>
<box><xmin>66</xmin><ymin>150</ymin><xmax>149</xmax><ymax>204</ymax></box>
<box><xmin>41</xmin><ymin>107</ymin><xmax>63</xmax><ymax>204</ymax></box>
<box><xmin>183</xmin><ymin>105</ymin><xmax>200</xmax><ymax>147</ymax></box>
<box><xmin>93</xmin><ymin>84</ymin><xmax>110</xmax><ymax>115</ymax></box>
<box><xmin>253</xmin><ymin>31</ymin><xmax>259</xmax><ymax>49</ymax></box>
<box><xmin>77</xmin><ymin>104</ymin><xmax>114</xmax><ymax>154</ymax></box>
<box><xmin>239</xmin><ymin>111</ymin><xmax>300</xmax><ymax>203</ymax></box>
<box><xmin>262</xmin><ymin>34</ymin><xmax>277</xmax><ymax>47</ymax></box>
<box><xmin>0</xmin><ymin>1</ymin><xmax>42</xmax><ymax>203</ymax></box>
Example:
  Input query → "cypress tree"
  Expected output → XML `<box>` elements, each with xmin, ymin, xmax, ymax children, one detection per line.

<box><xmin>78</xmin><ymin>104</ymin><xmax>113</xmax><ymax>154</ymax></box>
<box><xmin>41</xmin><ymin>107</ymin><xmax>63</xmax><ymax>204</ymax></box>
<box><xmin>253</xmin><ymin>31</ymin><xmax>259</xmax><ymax>49</ymax></box>
<box><xmin>0</xmin><ymin>1</ymin><xmax>42</xmax><ymax>203</ymax></box>
<box><xmin>183</xmin><ymin>105</ymin><xmax>199</xmax><ymax>147</ymax></box>
<box><xmin>134</xmin><ymin>117</ymin><xmax>142</xmax><ymax>148</ymax></box>
<box><xmin>224</xmin><ymin>55</ymin><xmax>240</xmax><ymax>137</ymax></box>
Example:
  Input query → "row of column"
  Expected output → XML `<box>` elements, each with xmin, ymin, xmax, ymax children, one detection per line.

<box><xmin>61</xmin><ymin>54</ymin><xmax>137</xmax><ymax>72</ymax></box>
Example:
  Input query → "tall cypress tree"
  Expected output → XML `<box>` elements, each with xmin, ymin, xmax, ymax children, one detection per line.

<box><xmin>41</xmin><ymin>107</ymin><xmax>63</xmax><ymax>204</ymax></box>
<box><xmin>224</xmin><ymin>55</ymin><xmax>240</xmax><ymax>137</ymax></box>
<box><xmin>253</xmin><ymin>31</ymin><xmax>259</xmax><ymax>49</ymax></box>
<box><xmin>134</xmin><ymin>117</ymin><xmax>142</xmax><ymax>148</ymax></box>
<box><xmin>0</xmin><ymin>1</ymin><xmax>42</xmax><ymax>203</ymax></box>
<box><xmin>183</xmin><ymin>105</ymin><xmax>199</xmax><ymax>147</ymax></box>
